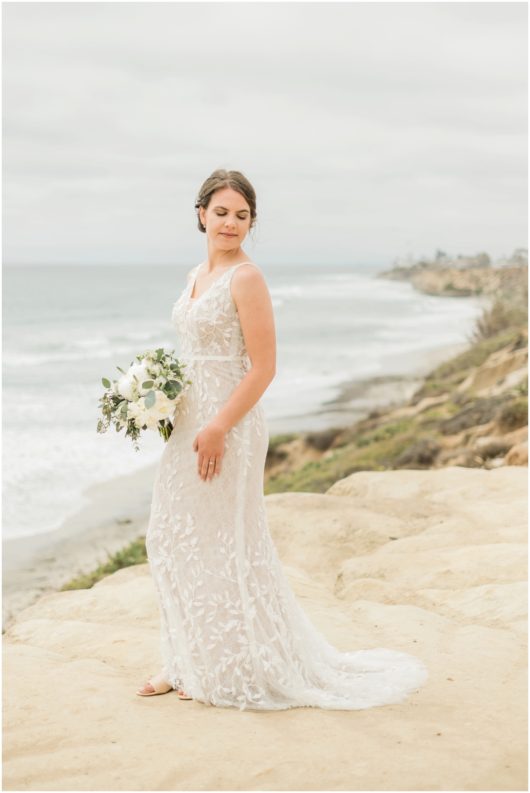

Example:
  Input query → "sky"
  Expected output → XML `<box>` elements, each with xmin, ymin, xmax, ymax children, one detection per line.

<box><xmin>2</xmin><ymin>0</ymin><xmax>528</xmax><ymax>267</ymax></box>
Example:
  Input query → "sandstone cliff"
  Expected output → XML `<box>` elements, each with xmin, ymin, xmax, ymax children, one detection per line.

<box><xmin>3</xmin><ymin>466</ymin><xmax>527</xmax><ymax>791</ymax></box>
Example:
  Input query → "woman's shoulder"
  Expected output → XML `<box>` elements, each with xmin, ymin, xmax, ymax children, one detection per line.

<box><xmin>231</xmin><ymin>260</ymin><xmax>266</xmax><ymax>285</ymax></box>
<box><xmin>231</xmin><ymin>262</ymin><xmax>270</xmax><ymax>305</ymax></box>
<box><xmin>185</xmin><ymin>263</ymin><xmax>202</xmax><ymax>282</ymax></box>
<box><xmin>233</xmin><ymin>260</ymin><xmax>263</xmax><ymax>275</ymax></box>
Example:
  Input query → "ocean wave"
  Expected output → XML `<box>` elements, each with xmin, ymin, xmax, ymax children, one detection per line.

<box><xmin>3</xmin><ymin>333</ymin><xmax>177</xmax><ymax>368</ymax></box>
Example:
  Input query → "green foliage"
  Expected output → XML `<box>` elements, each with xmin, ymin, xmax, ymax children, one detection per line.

<box><xmin>497</xmin><ymin>397</ymin><xmax>528</xmax><ymax>432</ymax></box>
<box><xmin>355</xmin><ymin>418</ymin><xmax>415</xmax><ymax>448</ymax></box>
<box><xmin>431</xmin><ymin>329</ymin><xmax>521</xmax><ymax>379</ymax></box>
<box><xmin>471</xmin><ymin>284</ymin><xmax>528</xmax><ymax>342</ymax></box>
<box><xmin>442</xmin><ymin>281</ymin><xmax>473</xmax><ymax>295</ymax></box>
<box><xmin>60</xmin><ymin>536</ymin><xmax>148</xmax><ymax>590</ymax></box>
<box><xmin>264</xmin><ymin>422</ymin><xmax>423</xmax><ymax>494</ymax></box>
<box><xmin>515</xmin><ymin>379</ymin><xmax>528</xmax><ymax>397</ymax></box>
<box><xmin>268</xmin><ymin>432</ymin><xmax>299</xmax><ymax>451</ymax></box>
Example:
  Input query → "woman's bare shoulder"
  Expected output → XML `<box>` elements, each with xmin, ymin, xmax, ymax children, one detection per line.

<box><xmin>231</xmin><ymin>262</ymin><xmax>271</xmax><ymax>311</ymax></box>
<box><xmin>233</xmin><ymin>260</ymin><xmax>265</xmax><ymax>280</ymax></box>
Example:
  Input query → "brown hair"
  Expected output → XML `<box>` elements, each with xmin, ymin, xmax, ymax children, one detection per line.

<box><xmin>194</xmin><ymin>169</ymin><xmax>257</xmax><ymax>234</ymax></box>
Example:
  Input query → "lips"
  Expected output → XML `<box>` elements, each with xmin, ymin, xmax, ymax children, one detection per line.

<box><xmin>221</xmin><ymin>233</ymin><xmax>236</xmax><ymax>237</ymax></box>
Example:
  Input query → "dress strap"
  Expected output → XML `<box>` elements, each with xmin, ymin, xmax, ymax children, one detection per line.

<box><xmin>193</xmin><ymin>260</ymin><xmax>254</xmax><ymax>277</ymax></box>
<box><xmin>229</xmin><ymin>261</ymin><xmax>256</xmax><ymax>274</ymax></box>
<box><xmin>227</xmin><ymin>261</ymin><xmax>256</xmax><ymax>288</ymax></box>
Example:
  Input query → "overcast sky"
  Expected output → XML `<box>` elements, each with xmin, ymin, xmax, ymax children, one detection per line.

<box><xmin>3</xmin><ymin>1</ymin><xmax>527</xmax><ymax>267</ymax></box>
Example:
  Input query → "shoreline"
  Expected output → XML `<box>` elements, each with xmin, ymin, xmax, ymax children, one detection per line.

<box><xmin>323</xmin><ymin>339</ymin><xmax>470</xmax><ymax>412</ymax></box>
<box><xmin>2</xmin><ymin>464</ymin><xmax>158</xmax><ymax>630</ymax></box>
<box><xmin>0</xmin><ymin>337</ymin><xmax>477</xmax><ymax>630</ymax></box>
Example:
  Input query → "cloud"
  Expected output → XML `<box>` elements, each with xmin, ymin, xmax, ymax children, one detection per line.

<box><xmin>3</xmin><ymin>1</ymin><xmax>527</xmax><ymax>265</ymax></box>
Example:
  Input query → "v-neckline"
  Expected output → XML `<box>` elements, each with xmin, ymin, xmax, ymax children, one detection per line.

<box><xmin>187</xmin><ymin>262</ymin><xmax>247</xmax><ymax>305</ymax></box>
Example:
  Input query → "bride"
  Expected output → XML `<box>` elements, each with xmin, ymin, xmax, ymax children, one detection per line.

<box><xmin>136</xmin><ymin>168</ymin><xmax>428</xmax><ymax>710</ymax></box>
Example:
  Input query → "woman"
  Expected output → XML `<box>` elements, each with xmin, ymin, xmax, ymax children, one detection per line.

<box><xmin>136</xmin><ymin>169</ymin><xmax>428</xmax><ymax>710</ymax></box>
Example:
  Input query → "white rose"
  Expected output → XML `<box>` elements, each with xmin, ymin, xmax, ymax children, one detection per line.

<box><xmin>150</xmin><ymin>390</ymin><xmax>174</xmax><ymax>421</ymax></box>
<box><xmin>128</xmin><ymin>362</ymin><xmax>152</xmax><ymax>396</ymax></box>
<box><xmin>139</xmin><ymin>391</ymin><xmax>171</xmax><ymax>423</ymax></box>
<box><xmin>117</xmin><ymin>374</ymin><xmax>135</xmax><ymax>401</ymax></box>
<box><xmin>144</xmin><ymin>412</ymin><xmax>161</xmax><ymax>429</ymax></box>
<box><xmin>126</xmin><ymin>390</ymin><xmax>174</xmax><ymax>431</ymax></box>
<box><xmin>127</xmin><ymin>398</ymin><xmax>149</xmax><ymax>428</ymax></box>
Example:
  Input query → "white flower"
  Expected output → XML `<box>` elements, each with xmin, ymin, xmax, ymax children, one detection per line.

<box><xmin>128</xmin><ymin>362</ymin><xmax>152</xmax><ymax>396</ymax></box>
<box><xmin>151</xmin><ymin>390</ymin><xmax>174</xmax><ymax>420</ymax></box>
<box><xmin>126</xmin><ymin>390</ymin><xmax>174</xmax><ymax>430</ymax></box>
<box><xmin>117</xmin><ymin>374</ymin><xmax>135</xmax><ymax>400</ymax></box>
<box><xmin>144</xmin><ymin>411</ymin><xmax>161</xmax><ymax>429</ymax></box>
<box><xmin>127</xmin><ymin>398</ymin><xmax>146</xmax><ymax>427</ymax></box>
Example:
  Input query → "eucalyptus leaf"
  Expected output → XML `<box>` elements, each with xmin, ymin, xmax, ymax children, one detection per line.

<box><xmin>144</xmin><ymin>390</ymin><xmax>156</xmax><ymax>408</ymax></box>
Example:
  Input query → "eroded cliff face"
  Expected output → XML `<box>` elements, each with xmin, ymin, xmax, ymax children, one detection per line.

<box><xmin>378</xmin><ymin>263</ymin><xmax>526</xmax><ymax>298</ymax></box>
<box><xmin>265</xmin><ymin>328</ymin><xmax>527</xmax><ymax>492</ymax></box>
<box><xmin>411</xmin><ymin>266</ymin><xmax>526</xmax><ymax>297</ymax></box>
<box><xmin>264</xmin><ymin>261</ymin><xmax>527</xmax><ymax>493</ymax></box>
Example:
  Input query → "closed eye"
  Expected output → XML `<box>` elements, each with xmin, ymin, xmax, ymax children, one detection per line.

<box><xmin>216</xmin><ymin>212</ymin><xmax>247</xmax><ymax>219</ymax></box>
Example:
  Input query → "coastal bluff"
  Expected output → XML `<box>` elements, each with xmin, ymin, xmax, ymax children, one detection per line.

<box><xmin>3</xmin><ymin>465</ymin><xmax>527</xmax><ymax>791</ymax></box>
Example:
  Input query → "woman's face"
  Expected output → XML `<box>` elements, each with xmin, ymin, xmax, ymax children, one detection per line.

<box><xmin>199</xmin><ymin>187</ymin><xmax>251</xmax><ymax>247</ymax></box>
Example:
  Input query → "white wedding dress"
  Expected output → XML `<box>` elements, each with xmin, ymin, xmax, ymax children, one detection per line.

<box><xmin>145</xmin><ymin>261</ymin><xmax>429</xmax><ymax>711</ymax></box>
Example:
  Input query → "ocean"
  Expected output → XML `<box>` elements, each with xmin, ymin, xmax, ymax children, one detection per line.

<box><xmin>3</xmin><ymin>262</ymin><xmax>487</xmax><ymax>543</ymax></box>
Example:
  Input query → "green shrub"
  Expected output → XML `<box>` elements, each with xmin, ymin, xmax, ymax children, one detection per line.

<box><xmin>60</xmin><ymin>536</ymin><xmax>147</xmax><ymax>590</ymax></box>
<box><xmin>496</xmin><ymin>397</ymin><xmax>528</xmax><ymax>432</ymax></box>
<box><xmin>472</xmin><ymin>299</ymin><xmax>525</xmax><ymax>341</ymax></box>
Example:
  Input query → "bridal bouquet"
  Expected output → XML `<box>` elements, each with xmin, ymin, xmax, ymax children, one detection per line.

<box><xmin>97</xmin><ymin>348</ymin><xmax>191</xmax><ymax>451</ymax></box>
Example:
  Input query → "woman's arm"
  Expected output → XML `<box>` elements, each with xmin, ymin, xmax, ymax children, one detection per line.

<box><xmin>192</xmin><ymin>263</ymin><xmax>276</xmax><ymax>480</ymax></box>
<box><xmin>211</xmin><ymin>263</ymin><xmax>276</xmax><ymax>433</ymax></box>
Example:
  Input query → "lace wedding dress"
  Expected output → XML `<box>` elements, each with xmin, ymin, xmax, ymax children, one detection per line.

<box><xmin>145</xmin><ymin>261</ymin><xmax>429</xmax><ymax>711</ymax></box>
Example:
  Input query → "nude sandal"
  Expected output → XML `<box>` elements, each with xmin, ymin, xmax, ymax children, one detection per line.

<box><xmin>136</xmin><ymin>676</ymin><xmax>173</xmax><ymax>696</ymax></box>
<box><xmin>136</xmin><ymin>674</ymin><xmax>193</xmax><ymax>700</ymax></box>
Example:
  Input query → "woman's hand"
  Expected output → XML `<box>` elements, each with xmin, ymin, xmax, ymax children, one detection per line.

<box><xmin>192</xmin><ymin>421</ymin><xmax>226</xmax><ymax>481</ymax></box>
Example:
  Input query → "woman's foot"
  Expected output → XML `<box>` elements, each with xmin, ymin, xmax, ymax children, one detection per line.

<box><xmin>136</xmin><ymin>671</ymin><xmax>172</xmax><ymax>697</ymax></box>
<box><xmin>136</xmin><ymin>671</ymin><xmax>193</xmax><ymax>699</ymax></box>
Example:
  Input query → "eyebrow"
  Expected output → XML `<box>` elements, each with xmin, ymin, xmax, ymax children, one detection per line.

<box><xmin>213</xmin><ymin>205</ymin><xmax>249</xmax><ymax>213</ymax></box>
